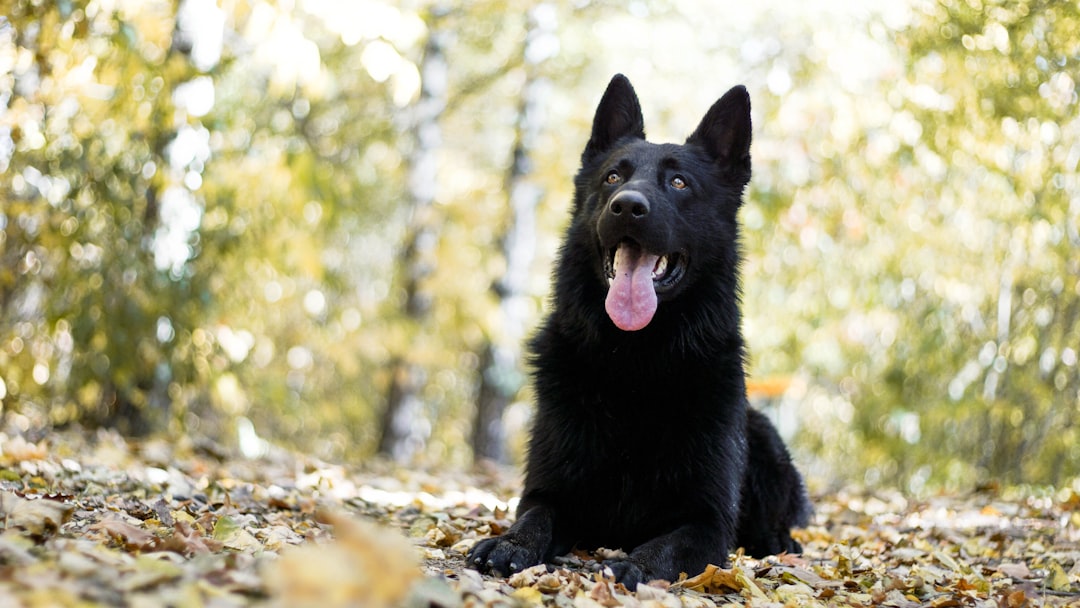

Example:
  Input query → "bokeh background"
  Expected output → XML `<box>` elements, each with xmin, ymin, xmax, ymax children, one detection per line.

<box><xmin>2</xmin><ymin>0</ymin><xmax>1078</xmax><ymax>494</ymax></box>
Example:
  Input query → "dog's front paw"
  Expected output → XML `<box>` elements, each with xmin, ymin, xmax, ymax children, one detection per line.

<box><xmin>605</xmin><ymin>559</ymin><xmax>650</xmax><ymax>589</ymax></box>
<box><xmin>467</xmin><ymin>535</ymin><xmax>543</xmax><ymax>577</ymax></box>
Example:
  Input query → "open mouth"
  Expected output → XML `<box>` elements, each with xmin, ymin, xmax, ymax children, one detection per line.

<box><xmin>604</xmin><ymin>244</ymin><xmax>687</xmax><ymax>294</ymax></box>
<box><xmin>602</xmin><ymin>240</ymin><xmax>687</xmax><ymax>331</ymax></box>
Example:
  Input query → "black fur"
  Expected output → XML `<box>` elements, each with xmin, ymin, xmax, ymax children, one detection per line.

<box><xmin>469</xmin><ymin>74</ymin><xmax>810</xmax><ymax>588</ymax></box>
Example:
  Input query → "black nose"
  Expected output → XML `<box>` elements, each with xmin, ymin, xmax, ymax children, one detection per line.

<box><xmin>608</xmin><ymin>190</ymin><xmax>649</xmax><ymax>218</ymax></box>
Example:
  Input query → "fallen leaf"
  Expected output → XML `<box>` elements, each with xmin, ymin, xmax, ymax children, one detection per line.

<box><xmin>263</xmin><ymin>510</ymin><xmax>420</xmax><ymax>608</ymax></box>
<box><xmin>880</xmin><ymin>588</ymin><xmax>920</xmax><ymax>608</ymax></box>
<box><xmin>774</xmin><ymin>581</ymin><xmax>816</xmax><ymax>603</ymax></box>
<box><xmin>509</xmin><ymin>564</ymin><xmax>549</xmax><ymax>588</ymax></box>
<box><xmin>996</xmin><ymin>562</ymin><xmax>1032</xmax><ymax>580</ymax></box>
<box><xmin>0</xmin><ymin>533</ymin><xmax>36</xmax><ymax>565</ymax></box>
<box><xmin>676</xmin><ymin>563</ymin><xmax>765</xmax><ymax>599</ymax></box>
<box><xmin>536</xmin><ymin>571</ymin><xmax>564</xmax><ymax>593</ymax></box>
<box><xmin>587</xmin><ymin>578</ymin><xmax>620</xmax><ymax>607</ymax></box>
<box><xmin>511</xmin><ymin>586</ymin><xmax>544</xmax><ymax>604</ymax></box>
<box><xmin>677</xmin><ymin>564</ymin><xmax>739</xmax><ymax>594</ymax></box>
<box><xmin>3</xmin><ymin>428</ymin><xmax>1080</xmax><ymax>608</ymax></box>
<box><xmin>116</xmin><ymin>554</ymin><xmax>185</xmax><ymax>591</ymax></box>
<box><xmin>0</xmin><ymin>491</ymin><xmax>73</xmax><ymax>537</ymax></box>
<box><xmin>0</xmin><ymin>435</ymin><xmax>48</xmax><ymax>461</ymax></box>
<box><xmin>776</xmin><ymin>552</ymin><xmax>810</xmax><ymax>567</ymax></box>
<box><xmin>635</xmin><ymin>582</ymin><xmax>669</xmax><ymax>601</ymax></box>
<box><xmin>160</xmin><ymin>520</ymin><xmax>222</xmax><ymax>556</ymax></box>
<box><xmin>212</xmin><ymin>514</ymin><xmax>263</xmax><ymax>552</ymax></box>
<box><xmin>934</xmin><ymin>550</ymin><xmax>961</xmax><ymax>572</ymax></box>
<box><xmin>734</xmin><ymin>566</ymin><xmax>767</xmax><ymax>600</ymax></box>
<box><xmin>211</xmin><ymin>514</ymin><xmax>241</xmax><ymax>542</ymax></box>
<box><xmin>773</xmin><ymin>564</ymin><xmax>828</xmax><ymax>586</ymax></box>
<box><xmin>91</xmin><ymin>518</ymin><xmax>159</xmax><ymax>551</ymax></box>
<box><xmin>1044</xmin><ymin>560</ymin><xmax>1071</xmax><ymax>592</ymax></box>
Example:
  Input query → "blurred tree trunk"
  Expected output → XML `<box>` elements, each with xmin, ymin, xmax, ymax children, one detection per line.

<box><xmin>472</xmin><ymin>4</ymin><xmax>556</xmax><ymax>463</ymax></box>
<box><xmin>377</xmin><ymin>14</ymin><xmax>449</xmax><ymax>462</ymax></box>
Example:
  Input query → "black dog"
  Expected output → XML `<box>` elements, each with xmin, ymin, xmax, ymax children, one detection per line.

<box><xmin>469</xmin><ymin>74</ymin><xmax>810</xmax><ymax>588</ymax></box>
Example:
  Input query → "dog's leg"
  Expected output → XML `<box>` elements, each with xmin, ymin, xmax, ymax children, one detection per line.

<box><xmin>467</xmin><ymin>503</ymin><xmax>556</xmax><ymax>576</ymax></box>
<box><xmin>605</xmin><ymin>521</ymin><xmax>731</xmax><ymax>589</ymax></box>
<box><xmin>737</xmin><ymin>408</ymin><xmax>811</xmax><ymax>556</ymax></box>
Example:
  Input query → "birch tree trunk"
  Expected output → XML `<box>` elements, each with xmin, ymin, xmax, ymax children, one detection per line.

<box><xmin>377</xmin><ymin>15</ymin><xmax>449</xmax><ymax>462</ymax></box>
<box><xmin>472</xmin><ymin>4</ymin><xmax>557</xmax><ymax>463</ymax></box>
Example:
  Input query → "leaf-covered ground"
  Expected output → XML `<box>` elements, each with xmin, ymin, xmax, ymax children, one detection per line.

<box><xmin>1</xmin><ymin>430</ymin><xmax>1079</xmax><ymax>607</ymax></box>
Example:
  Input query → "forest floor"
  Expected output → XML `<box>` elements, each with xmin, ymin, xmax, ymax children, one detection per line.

<box><xmin>1</xmin><ymin>430</ymin><xmax>1079</xmax><ymax>607</ymax></box>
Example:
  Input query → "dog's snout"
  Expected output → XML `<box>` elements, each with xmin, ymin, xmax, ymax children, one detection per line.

<box><xmin>598</xmin><ymin>188</ymin><xmax>663</xmax><ymax>251</ymax></box>
<box><xmin>609</xmin><ymin>190</ymin><xmax>650</xmax><ymax>218</ymax></box>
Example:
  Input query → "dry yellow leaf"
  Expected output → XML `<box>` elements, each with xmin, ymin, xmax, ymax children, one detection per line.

<box><xmin>1045</xmin><ymin>560</ymin><xmax>1071</xmax><ymax>592</ymax></box>
<box><xmin>511</xmin><ymin>586</ymin><xmax>545</xmax><ymax>605</ymax></box>
<box><xmin>263</xmin><ymin>510</ymin><xmax>419</xmax><ymax>608</ymax></box>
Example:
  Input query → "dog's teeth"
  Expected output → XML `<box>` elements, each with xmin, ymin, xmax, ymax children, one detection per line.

<box><xmin>652</xmin><ymin>256</ymin><xmax>668</xmax><ymax>279</ymax></box>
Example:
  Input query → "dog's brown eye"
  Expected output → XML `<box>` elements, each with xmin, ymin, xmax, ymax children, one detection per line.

<box><xmin>671</xmin><ymin>176</ymin><xmax>687</xmax><ymax>190</ymax></box>
<box><xmin>605</xmin><ymin>170</ymin><xmax>621</xmax><ymax>185</ymax></box>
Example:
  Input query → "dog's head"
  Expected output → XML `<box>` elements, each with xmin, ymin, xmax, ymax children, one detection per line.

<box><xmin>570</xmin><ymin>74</ymin><xmax>752</xmax><ymax>332</ymax></box>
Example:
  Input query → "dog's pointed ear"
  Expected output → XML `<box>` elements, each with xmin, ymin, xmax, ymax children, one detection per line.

<box><xmin>686</xmin><ymin>85</ymin><xmax>752</xmax><ymax>179</ymax></box>
<box><xmin>582</xmin><ymin>74</ymin><xmax>645</xmax><ymax>163</ymax></box>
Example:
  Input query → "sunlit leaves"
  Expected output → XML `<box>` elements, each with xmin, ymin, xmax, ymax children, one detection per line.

<box><xmin>1</xmin><ymin>2</ymin><xmax>204</xmax><ymax>435</ymax></box>
<box><xmin>712</xmin><ymin>0</ymin><xmax>1080</xmax><ymax>490</ymax></box>
<box><xmin>872</xmin><ymin>0</ymin><xmax>1080</xmax><ymax>487</ymax></box>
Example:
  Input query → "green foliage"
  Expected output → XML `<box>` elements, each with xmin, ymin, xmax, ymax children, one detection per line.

<box><xmin>2</xmin><ymin>1</ymin><xmax>205</xmax><ymax>433</ymax></box>
<box><xmin>880</xmin><ymin>0</ymin><xmax>1080</xmax><ymax>487</ymax></box>
<box><xmin>740</xmin><ymin>0</ymin><xmax>1080</xmax><ymax>490</ymax></box>
<box><xmin>2</xmin><ymin>0</ymin><xmax>1077</xmax><ymax>488</ymax></box>
<box><xmin>0</xmin><ymin>0</ymin><xmax>546</xmax><ymax>463</ymax></box>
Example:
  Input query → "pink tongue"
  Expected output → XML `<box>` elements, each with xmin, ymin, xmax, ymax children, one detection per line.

<box><xmin>605</xmin><ymin>243</ymin><xmax>659</xmax><ymax>331</ymax></box>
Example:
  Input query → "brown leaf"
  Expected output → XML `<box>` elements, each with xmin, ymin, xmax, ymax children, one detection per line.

<box><xmin>535</xmin><ymin>572</ymin><xmax>563</xmax><ymax>594</ymax></box>
<box><xmin>91</xmin><ymin>518</ymin><xmax>159</xmax><ymax>551</ymax></box>
<box><xmin>158</xmin><ymin>520</ymin><xmax>223</xmax><ymax>556</ymax></box>
<box><xmin>776</xmin><ymin>552</ymin><xmax>810</xmax><ymax>567</ymax></box>
<box><xmin>1004</xmin><ymin>589</ymin><xmax>1026</xmax><ymax>608</ymax></box>
<box><xmin>587</xmin><ymin>578</ymin><xmax>621</xmax><ymax>607</ymax></box>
